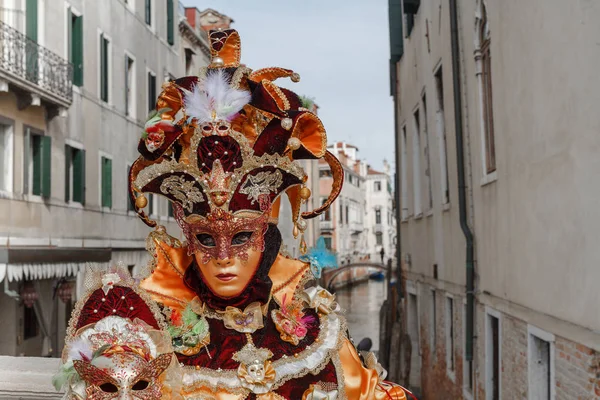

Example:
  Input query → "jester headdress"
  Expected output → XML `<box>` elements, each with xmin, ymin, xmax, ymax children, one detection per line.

<box><xmin>128</xmin><ymin>29</ymin><xmax>343</xmax><ymax>252</ymax></box>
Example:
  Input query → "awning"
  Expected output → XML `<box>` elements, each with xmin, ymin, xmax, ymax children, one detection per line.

<box><xmin>0</xmin><ymin>262</ymin><xmax>109</xmax><ymax>282</ymax></box>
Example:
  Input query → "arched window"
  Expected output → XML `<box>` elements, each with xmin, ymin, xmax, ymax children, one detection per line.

<box><xmin>475</xmin><ymin>0</ymin><xmax>496</xmax><ymax>175</ymax></box>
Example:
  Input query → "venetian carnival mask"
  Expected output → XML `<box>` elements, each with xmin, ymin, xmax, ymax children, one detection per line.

<box><xmin>73</xmin><ymin>351</ymin><xmax>172</xmax><ymax>400</ymax></box>
<box><xmin>55</xmin><ymin>266</ymin><xmax>176</xmax><ymax>400</ymax></box>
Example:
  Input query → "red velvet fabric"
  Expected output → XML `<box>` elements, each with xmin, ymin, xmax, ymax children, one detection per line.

<box><xmin>75</xmin><ymin>286</ymin><xmax>160</xmax><ymax>330</ymax></box>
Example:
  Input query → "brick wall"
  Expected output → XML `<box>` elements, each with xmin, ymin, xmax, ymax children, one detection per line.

<box><xmin>406</xmin><ymin>284</ymin><xmax>600</xmax><ymax>399</ymax></box>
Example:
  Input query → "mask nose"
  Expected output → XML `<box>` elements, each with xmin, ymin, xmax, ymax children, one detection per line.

<box><xmin>214</xmin><ymin>257</ymin><xmax>233</xmax><ymax>268</ymax></box>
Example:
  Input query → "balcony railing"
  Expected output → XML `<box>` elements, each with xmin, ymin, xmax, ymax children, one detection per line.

<box><xmin>0</xmin><ymin>20</ymin><xmax>72</xmax><ymax>104</ymax></box>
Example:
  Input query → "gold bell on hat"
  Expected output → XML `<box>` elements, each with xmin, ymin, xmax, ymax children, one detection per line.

<box><xmin>135</xmin><ymin>194</ymin><xmax>148</xmax><ymax>209</ymax></box>
<box><xmin>300</xmin><ymin>186</ymin><xmax>311</xmax><ymax>201</ymax></box>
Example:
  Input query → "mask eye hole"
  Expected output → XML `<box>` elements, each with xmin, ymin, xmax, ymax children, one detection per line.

<box><xmin>99</xmin><ymin>383</ymin><xmax>119</xmax><ymax>393</ymax></box>
<box><xmin>196</xmin><ymin>233</ymin><xmax>216</xmax><ymax>247</ymax></box>
<box><xmin>231</xmin><ymin>231</ymin><xmax>253</xmax><ymax>246</ymax></box>
<box><xmin>132</xmin><ymin>380</ymin><xmax>150</xmax><ymax>391</ymax></box>
<box><xmin>202</xmin><ymin>125</ymin><xmax>212</xmax><ymax>132</ymax></box>
<box><xmin>218</xmin><ymin>125</ymin><xmax>228</xmax><ymax>131</ymax></box>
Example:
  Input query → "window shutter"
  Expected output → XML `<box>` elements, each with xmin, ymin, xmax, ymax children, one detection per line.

<box><xmin>124</xmin><ymin>57</ymin><xmax>129</xmax><ymax>115</ymax></box>
<box><xmin>41</xmin><ymin>135</ymin><xmax>51</xmax><ymax>198</ymax></box>
<box><xmin>100</xmin><ymin>34</ymin><xmax>108</xmax><ymax>102</ymax></box>
<box><xmin>26</xmin><ymin>0</ymin><xmax>38</xmax><ymax>41</ymax></box>
<box><xmin>102</xmin><ymin>158</ymin><xmax>112</xmax><ymax>208</ymax></box>
<box><xmin>80</xmin><ymin>149</ymin><xmax>86</xmax><ymax>205</ymax></box>
<box><xmin>145</xmin><ymin>0</ymin><xmax>152</xmax><ymax>25</ymax></box>
<box><xmin>65</xmin><ymin>145</ymin><xmax>71</xmax><ymax>202</ymax></box>
<box><xmin>167</xmin><ymin>0</ymin><xmax>174</xmax><ymax>45</ymax></box>
<box><xmin>32</xmin><ymin>135</ymin><xmax>41</xmax><ymax>195</ymax></box>
<box><xmin>25</xmin><ymin>0</ymin><xmax>38</xmax><ymax>82</ymax></box>
<box><xmin>23</xmin><ymin>128</ymin><xmax>30</xmax><ymax>194</ymax></box>
<box><xmin>73</xmin><ymin>15</ymin><xmax>83</xmax><ymax>87</ymax></box>
<box><xmin>73</xmin><ymin>149</ymin><xmax>85</xmax><ymax>204</ymax></box>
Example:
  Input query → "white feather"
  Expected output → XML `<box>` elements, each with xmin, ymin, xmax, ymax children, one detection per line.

<box><xmin>183</xmin><ymin>70</ymin><xmax>251</xmax><ymax>123</ymax></box>
<box><xmin>68</xmin><ymin>337</ymin><xmax>93</xmax><ymax>361</ymax></box>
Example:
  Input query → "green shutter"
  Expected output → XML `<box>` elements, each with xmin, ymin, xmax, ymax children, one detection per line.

<box><xmin>73</xmin><ymin>149</ymin><xmax>85</xmax><ymax>204</ymax></box>
<box><xmin>23</xmin><ymin>128</ymin><xmax>30</xmax><ymax>194</ymax></box>
<box><xmin>124</xmin><ymin>57</ymin><xmax>129</xmax><ymax>115</ymax></box>
<box><xmin>168</xmin><ymin>202</ymin><xmax>173</xmax><ymax>217</ymax></box>
<box><xmin>65</xmin><ymin>145</ymin><xmax>71</xmax><ymax>202</ymax></box>
<box><xmin>26</xmin><ymin>0</ymin><xmax>38</xmax><ymax>41</ymax></box>
<box><xmin>25</xmin><ymin>0</ymin><xmax>38</xmax><ymax>82</ymax></box>
<box><xmin>100</xmin><ymin>34</ymin><xmax>108</xmax><ymax>102</ymax></box>
<box><xmin>145</xmin><ymin>0</ymin><xmax>152</xmax><ymax>25</ymax></box>
<box><xmin>388</xmin><ymin>0</ymin><xmax>404</xmax><ymax>62</ymax></box>
<box><xmin>72</xmin><ymin>15</ymin><xmax>83</xmax><ymax>87</ymax></box>
<box><xmin>167</xmin><ymin>0</ymin><xmax>174</xmax><ymax>45</ymax></box>
<box><xmin>32</xmin><ymin>135</ymin><xmax>41</xmax><ymax>195</ymax></box>
<box><xmin>102</xmin><ymin>157</ymin><xmax>112</xmax><ymax>208</ymax></box>
<box><xmin>41</xmin><ymin>135</ymin><xmax>51</xmax><ymax>198</ymax></box>
<box><xmin>148</xmin><ymin>194</ymin><xmax>153</xmax><ymax>215</ymax></box>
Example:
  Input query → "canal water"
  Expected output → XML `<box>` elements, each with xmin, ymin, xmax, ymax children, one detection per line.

<box><xmin>336</xmin><ymin>279</ymin><xmax>387</xmax><ymax>353</ymax></box>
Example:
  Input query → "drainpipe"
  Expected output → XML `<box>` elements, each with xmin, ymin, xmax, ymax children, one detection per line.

<box><xmin>449</xmin><ymin>0</ymin><xmax>475</xmax><ymax>363</ymax></box>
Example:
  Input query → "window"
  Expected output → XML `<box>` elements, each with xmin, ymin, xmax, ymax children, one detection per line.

<box><xmin>99</xmin><ymin>33</ymin><xmax>110</xmax><ymax>103</ymax></box>
<box><xmin>166</xmin><ymin>0</ymin><xmax>174</xmax><ymax>45</ymax></box>
<box><xmin>0</xmin><ymin>121</ymin><xmax>14</xmax><ymax>192</ymax></box>
<box><xmin>147</xmin><ymin>70</ymin><xmax>157</xmax><ymax>112</ymax></box>
<box><xmin>375</xmin><ymin>209</ymin><xmax>382</xmax><ymax>224</ymax></box>
<box><xmin>101</xmin><ymin>156</ymin><xmax>112</xmax><ymax>209</ymax></box>
<box><xmin>528</xmin><ymin>326</ymin><xmax>555</xmax><ymax>400</ymax></box>
<box><xmin>477</xmin><ymin>1</ymin><xmax>496</xmax><ymax>174</ymax></box>
<box><xmin>434</xmin><ymin>66</ymin><xmax>450</xmax><ymax>204</ymax></box>
<box><xmin>407</xmin><ymin>292</ymin><xmax>420</xmax><ymax>366</ymax></box>
<box><xmin>323</xmin><ymin>237</ymin><xmax>332</xmax><ymax>250</ymax></box>
<box><xmin>65</xmin><ymin>144</ymin><xmax>86</xmax><ymax>204</ymax></box>
<box><xmin>23</xmin><ymin>303</ymin><xmax>38</xmax><ymax>340</ymax></box>
<box><xmin>67</xmin><ymin>9</ymin><xmax>83</xmax><ymax>86</ymax></box>
<box><xmin>125</xmin><ymin>54</ymin><xmax>135</xmax><ymax>117</ymax></box>
<box><xmin>375</xmin><ymin>232</ymin><xmax>382</xmax><ymax>246</ymax></box>
<box><xmin>320</xmin><ymin>198</ymin><xmax>331</xmax><ymax>221</ymax></box>
<box><xmin>24</xmin><ymin>128</ymin><xmax>51</xmax><ymax>198</ymax></box>
<box><xmin>345</xmin><ymin>205</ymin><xmax>349</xmax><ymax>224</ymax></box>
<box><xmin>145</xmin><ymin>0</ymin><xmax>152</xmax><ymax>26</ymax></box>
<box><xmin>430</xmin><ymin>290</ymin><xmax>436</xmax><ymax>360</ymax></box>
<box><xmin>446</xmin><ymin>296</ymin><xmax>455</xmax><ymax>374</ymax></box>
<box><xmin>374</xmin><ymin>180</ymin><xmax>381</xmax><ymax>191</ymax></box>
<box><xmin>127</xmin><ymin>164</ymin><xmax>134</xmax><ymax>211</ymax></box>
<box><xmin>339</xmin><ymin>202</ymin><xmax>343</xmax><ymax>224</ymax></box>
<box><xmin>185</xmin><ymin>48</ymin><xmax>194</xmax><ymax>76</ymax></box>
<box><xmin>422</xmin><ymin>92</ymin><xmax>432</xmax><ymax>210</ymax></box>
<box><xmin>401</xmin><ymin>125</ymin><xmax>408</xmax><ymax>219</ymax></box>
<box><xmin>463</xmin><ymin>303</ymin><xmax>474</xmax><ymax>394</ymax></box>
<box><xmin>412</xmin><ymin>109</ymin><xmax>422</xmax><ymax>216</ymax></box>
<box><xmin>168</xmin><ymin>202</ymin><xmax>174</xmax><ymax>218</ymax></box>
<box><xmin>486</xmin><ymin>309</ymin><xmax>501</xmax><ymax>400</ymax></box>
<box><xmin>319</xmin><ymin>169</ymin><xmax>332</xmax><ymax>178</ymax></box>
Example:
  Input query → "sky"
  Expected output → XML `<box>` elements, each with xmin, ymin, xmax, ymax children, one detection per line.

<box><xmin>186</xmin><ymin>0</ymin><xmax>395</xmax><ymax>171</ymax></box>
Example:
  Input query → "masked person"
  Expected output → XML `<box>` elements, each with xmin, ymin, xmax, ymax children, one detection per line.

<box><xmin>58</xmin><ymin>29</ymin><xmax>408</xmax><ymax>400</ymax></box>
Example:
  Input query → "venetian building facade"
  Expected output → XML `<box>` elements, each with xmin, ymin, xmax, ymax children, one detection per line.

<box><xmin>319</xmin><ymin>142</ymin><xmax>367</xmax><ymax>266</ymax></box>
<box><xmin>0</xmin><ymin>0</ymin><xmax>188</xmax><ymax>359</ymax></box>
<box><xmin>364</xmin><ymin>160</ymin><xmax>395</xmax><ymax>264</ymax></box>
<box><xmin>389</xmin><ymin>0</ymin><xmax>600</xmax><ymax>398</ymax></box>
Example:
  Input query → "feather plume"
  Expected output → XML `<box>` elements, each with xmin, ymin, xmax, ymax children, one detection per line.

<box><xmin>183</xmin><ymin>69</ymin><xmax>251</xmax><ymax>123</ymax></box>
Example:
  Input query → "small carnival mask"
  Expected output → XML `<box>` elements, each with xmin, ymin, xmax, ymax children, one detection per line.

<box><xmin>145</xmin><ymin>130</ymin><xmax>165</xmax><ymax>153</ymax></box>
<box><xmin>73</xmin><ymin>352</ymin><xmax>172</xmax><ymax>400</ymax></box>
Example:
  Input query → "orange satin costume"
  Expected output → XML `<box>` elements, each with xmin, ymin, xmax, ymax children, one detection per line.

<box><xmin>141</xmin><ymin>238</ymin><xmax>406</xmax><ymax>400</ymax></box>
